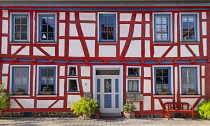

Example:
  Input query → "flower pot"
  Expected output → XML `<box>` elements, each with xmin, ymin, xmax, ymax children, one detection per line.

<box><xmin>14</xmin><ymin>92</ymin><xmax>24</xmax><ymax>95</ymax></box>
<box><xmin>158</xmin><ymin>91</ymin><xmax>168</xmax><ymax>95</ymax></box>
<box><xmin>124</xmin><ymin>112</ymin><xmax>135</xmax><ymax>119</ymax></box>
<box><xmin>42</xmin><ymin>91</ymin><xmax>52</xmax><ymax>95</ymax></box>
<box><xmin>79</xmin><ymin>113</ymin><xmax>91</xmax><ymax>120</ymax></box>
<box><xmin>186</xmin><ymin>91</ymin><xmax>195</xmax><ymax>95</ymax></box>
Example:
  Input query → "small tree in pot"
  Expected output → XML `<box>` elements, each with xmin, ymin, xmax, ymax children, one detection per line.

<box><xmin>0</xmin><ymin>81</ymin><xmax>10</xmax><ymax>115</ymax></box>
<box><xmin>123</xmin><ymin>101</ymin><xmax>136</xmax><ymax>119</ymax></box>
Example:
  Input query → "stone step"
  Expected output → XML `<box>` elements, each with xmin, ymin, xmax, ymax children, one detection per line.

<box><xmin>99</xmin><ymin>113</ymin><xmax>122</xmax><ymax>118</ymax></box>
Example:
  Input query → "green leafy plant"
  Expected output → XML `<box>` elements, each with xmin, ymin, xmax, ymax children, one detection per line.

<box><xmin>123</xmin><ymin>101</ymin><xmax>136</xmax><ymax>113</ymax></box>
<box><xmin>71</xmin><ymin>97</ymin><xmax>98</xmax><ymax>119</ymax></box>
<box><xmin>0</xmin><ymin>81</ymin><xmax>10</xmax><ymax>111</ymax></box>
<box><xmin>15</xmin><ymin>88</ymin><xmax>24</xmax><ymax>92</ymax></box>
<box><xmin>198</xmin><ymin>99</ymin><xmax>210</xmax><ymax>119</ymax></box>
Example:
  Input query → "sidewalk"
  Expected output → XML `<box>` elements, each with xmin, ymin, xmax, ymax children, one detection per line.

<box><xmin>0</xmin><ymin>117</ymin><xmax>210</xmax><ymax>126</ymax></box>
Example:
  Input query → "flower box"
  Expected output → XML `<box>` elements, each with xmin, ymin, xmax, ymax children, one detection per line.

<box><xmin>186</xmin><ymin>91</ymin><xmax>195</xmax><ymax>95</ymax></box>
<box><xmin>14</xmin><ymin>92</ymin><xmax>24</xmax><ymax>95</ymax></box>
<box><xmin>158</xmin><ymin>91</ymin><xmax>168</xmax><ymax>95</ymax></box>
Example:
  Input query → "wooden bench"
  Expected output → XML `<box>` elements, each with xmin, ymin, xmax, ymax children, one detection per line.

<box><xmin>163</xmin><ymin>102</ymin><xmax>195</xmax><ymax>120</ymax></box>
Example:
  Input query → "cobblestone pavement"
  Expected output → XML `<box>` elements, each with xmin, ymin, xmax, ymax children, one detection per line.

<box><xmin>0</xmin><ymin>117</ymin><xmax>210</xmax><ymax>126</ymax></box>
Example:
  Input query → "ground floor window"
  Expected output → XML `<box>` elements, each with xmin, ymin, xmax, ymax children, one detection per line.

<box><xmin>68</xmin><ymin>78</ymin><xmax>79</xmax><ymax>92</ymax></box>
<box><xmin>127</xmin><ymin>79</ymin><xmax>140</xmax><ymax>92</ymax></box>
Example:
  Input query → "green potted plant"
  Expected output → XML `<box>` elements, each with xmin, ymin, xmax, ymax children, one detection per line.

<box><xmin>186</xmin><ymin>88</ymin><xmax>196</xmax><ymax>95</ymax></box>
<box><xmin>71</xmin><ymin>96</ymin><xmax>98</xmax><ymax>120</ymax></box>
<box><xmin>42</xmin><ymin>86</ymin><xmax>52</xmax><ymax>95</ymax></box>
<box><xmin>123</xmin><ymin>101</ymin><xmax>136</xmax><ymax>119</ymax></box>
<box><xmin>14</xmin><ymin>88</ymin><xmax>25</xmax><ymax>95</ymax></box>
<box><xmin>158</xmin><ymin>88</ymin><xmax>168</xmax><ymax>95</ymax></box>
<box><xmin>0</xmin><ymin>81</ymin><xmax>10</xmax><ymax>115</ymax></box>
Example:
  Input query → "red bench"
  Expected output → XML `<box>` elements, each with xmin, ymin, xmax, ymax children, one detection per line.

<box><xmin>163</xmin><ymin>102</ymin><xmax>195</xmax><ymax>120</ymax></box>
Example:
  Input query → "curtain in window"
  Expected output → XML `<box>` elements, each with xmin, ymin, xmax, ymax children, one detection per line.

<box><xmin>13</xmin><ymin>67</ymin><xmax>28</xmax><ymax>93</ymax></box>
<box><xmin>128</xmin><ymin>80</ymin><xmax>138</xmax><ymax>92</ymax></box>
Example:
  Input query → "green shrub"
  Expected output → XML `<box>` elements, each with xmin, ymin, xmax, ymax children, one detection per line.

<box><xmin>198</xmin><ymin>99</ymin><xmax>210</xmax><ymax>119</ymax></box>
<box><xmin>0</xmin><ymin>82</ymin><xmax>10</xmax><ymax>110</ymax></box>
<box><xmin>71</xmin><ymin>97</ymin><xmax>98</xmax><ymax>117</ymax></box>
<box><xmin>123</xmin><ymin>101</ymin><xmax>136</xmax><ymax>113</ymax></box>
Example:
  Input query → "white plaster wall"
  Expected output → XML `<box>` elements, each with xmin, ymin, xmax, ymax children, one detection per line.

<box><xmin>181</xmin><ymin>45</ymin><xmax>193</xmax><ymax>57</ymax></box>
<box><xmin>174</xmin><ymin>13</ymin><xmax>178</xmax><ymax>43</ymax></box>
<box><xmin>67</xmin><ymin>95</ymin><xmax>81</xmax><ymax>108</ymax></box>
<box><xmin>69</xmin><ymin>40</ymin><xmax>85</xmax><ymax>57</ymax></box>
<box><xmin>202</xmin><ymin>78</ymin><xmax>205</xmax><ymax>96</ymax></box>
<box><xmin>133</xmin><ymin>24</ymin><xmax>141</xmax><ymax>37</ymax></box>
<box><xmin>166</xmin><ymin>46</ymin><xmax>177</xmax><ymax>57</ymax></box>
<box><xmin>154</xmin><ymin>46</ymin><xmax>170</xmax><ymax>57</ymax></box>
<box><xmin>82</xmin><ymin>79</ymin><xmax>91</xmax><ymax>92</ymax></box>
<box><xmin>162</xmin><ymin>99</ymin><xmax>173</xmax><ymax>104</ymax></box>
<box><xmin>37</xmin><ymin>100</ymin><xmax>55</xmax><ymax>108</ymax></box>
<box><xmin>1</xmin><ymin>37</ymin><xmax>8</xmax><ymax>54</ymax></box>
<box><xmin>41</xmin><ymin>47</ymin><xmax>55</xmax><ymax>56</ymax></box>
<box><xmin>189</xmin><ymin>45</ymin><xmax>199</xmax><ymax>56</ymax></box>
<box><xmin>2</xmin><ymin>20</ymin><xmax>8</xmax><ymax>34</ymax></box>
<box><xmin>70</xmin><ymin>12</ymin><xmax>75</xmax><ymax>21</ymax></box>
<box><xmin>59</xmin><ymin>66</ymin><xmax>65</xmax><ymax>76</ymax></box>
<box><xmin>59</xmin><ymin>23</ymin><xmax>65</xmax><ymax>36</ymax></box>
<box><xmin>125</xmin><ymin>40</ymin><xmax>141</xmax><ymax>57</ymax></box>
<box><xmin>59</xmin><ymin>79</ymin><xmax>65</xmax><ymax>96</ymax></box>
<box><xmin>81</xmin><ymin>66</ymin><xmax>90</xmax><ymax>77</ymax></box>
<box><xmin>143</xmin><ymin>96</ymin><xmax>151</xmax><ymax>110</ymax></box>
<box><xmin>202</xmin><ymin>12</ymin><xmax>207</xmax><ymax>19</ymax></box>
<box><xmin>144</xmin><ymin>67</ymin><xmax>151</xmax><ymax>77</ymax></box>
<box><xmin>136</xmin><ymin>13</ymin><xmax>142</xmax><ymax>21</ymax></box>
<box><xmin>145</xmin><ymin>40</ymin><xmax>150</xmax><ymax>57</ymax></box>
<box><xmin>80</xmin><ymin>13</ymin><xmax>95</xmax><ymax>20</ymax></box>
<box><xmin>203</xmin><ymin>38</ymin><xmax>207</xmax><ymax>56</ymax></box>
<box><xmin>120</xmin><ymin>40</ymin><xmax>126</xmax><ymax>54</ymax></box>
<box><xmin>201</xmin><ymin>66</ymin><xmax>205</xmax><ymax>76</ymax></box>
<box><xmin>17</xmin><ymin>99</ymin><xmax>34</xmax><ymax>108</ymax></box>
<box><xmin>154</xmin><ymin>99</ymin><xmax>162</xmax><ymax>110</ymax></box>
<box><xmin>133</xmin><ymin>102</ymin><xmax>140</xmax><ymax>111</ymax></box>
<box><xmin>86</xmin><ymin>40</ymin><xmax>95</xmax><ymax>57</ymax></box>
<box><xmin>10</xmin><ymin>99</ymin><xmax>21</xmax><ymax>108</ymax></box>
<box><xmin>99</xmin><ymin>45</ymin><xmax>116</xmax><ymax>57</ymax></box>
<box><xmin>11</xmin><ymin>46</ymin><xmax>21</xmax><ymax>54</ymax></box>
<box><xmin>52</xmin><ymin>100</ymin><xmax>64</xmax><ymax>108</ymax></box>
<box><xmin>32</xmin><ymin>65</ymin><xmax>36</xmax><ymax>97</ymax></box>
<box><xmin>120</xmin><ymin>13</ymin><xmax>132</xmax><ymax>21</ymax></box>
<box><xmin>181</xmin><ymin>98</ymin><xmax>198</xmax><ymax>110</ymax></box>
<box><xmin>174</xmin><ymin>67</ymin><xmax>178</xmax><ymax>102</ymax></box>
<box><xmin>145</xmin><ymin>24</ymin><xmax>150</xmax><ymax>37</ymax></box>
<box><xmin>17</xmin><ymin>46</ymin><xmax>29</xmax><ymax>55</ymax></box>
<box><xmin>202</xmin><ymin>22</ymin><xmax>207</xmax><ymax>36</ymax></box>
<box><xmin>2</xmin><ymin>76</ymin><xmax>8</xmax><ymax>89</ymax></box>
<box><xmin>2</xmin><ymin>10</ymin><xmax>8</xmax><ymax>17</ymax></box>
<box><xmin>81</xmin><ymin>23</ymin><xmax>95</xmax><ymax>37</ymax></box>
<box><xmin>2</xmin><ymin>64</ymin><xmax>9</xmax><ymax>74</ymax></box>
<box><xmin>145</xmin><ymin>13</ymin><xmax>150</xmax><ymax>21</ymax></box>
<box><xmin>70</xmin><ymin>24</ymin><xmax>78</xmax><ymax>36</ymax></box>
<box><xmin>33</xmin><ymin>47</ymin><xmax>45</xmax><ymax>56</ymax></box>
<box><xmin>144</xmin><ymin>79</ymin><xmax>151</xmax><ymax>93</ymax></box>
<box><xmin>59</xmin><ymin>39</ymin><xmax>65</xmax><ymax>56</ymax></box>
<box><xmin>120</xmin><ymin>24</ymin><xmax>129</xmax><ymax>37</ymax></box>
<box><xmin>59</xmin><ymin>12</ymin><xmax>66</xmax><ymax>20</ymax></box>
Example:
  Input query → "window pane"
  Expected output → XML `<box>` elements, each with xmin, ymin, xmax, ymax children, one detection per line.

<box><xmin>40</xmin><ymin>15</ymin><xmax>55</xmax><ymax>41</ymax></box>
<box><xmin>128</xmin><ymin>80</ymin><xmax>139</xmax><ymax>92</ymax></box>
<box><xmin>69</xmin><ymin>80</ymin><xmax>78</xmax><ymax>91</ymax></box>
<box><xmin>104</xmin><ymin>79</ymin><xmax>112</xmax><ymax>93</ymax></box>
<box><xmin>182</xmin><ymin>15</ymin><xmax>197</xmax><ymax>41</ymax></box>
<box><xmin>13</xmin><ymin>15</ymin><xmax>28</xmax><ymax>41</ymax></box>
<box><xmin>21</xmin><ymin>17</ymin><xmax>27</xmax><ymax>24</ymax></box>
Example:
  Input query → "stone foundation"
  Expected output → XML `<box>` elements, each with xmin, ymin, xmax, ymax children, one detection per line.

<box><xmin>0</xmin><ymin>112</ymin><xmax>76</xmax><ymax>117</ymax></box>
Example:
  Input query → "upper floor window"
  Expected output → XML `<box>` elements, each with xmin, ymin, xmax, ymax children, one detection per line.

<box><xmin>181</xmin><ymin>14</ymin><xmax>198</xmax><ymax>42</ymax></box>
<box><xmin>99</xmin><ymin>14</ymin><xmax>116</xmax><ymax>42</ymax></box>
<box><xmin>38</xmin><ymin>14</ymin><xmax>56</xmax><ymax>42</ymax></box>
<box><xmin>11</xmin><ymin>66</ymin><xmax>29</xmax><ymax>95</ymax></box>
<box><xmin>12</xmin><ymin>14</ymin><xmax>29</xmax><ymax>42</ymax></box>
<box><xmin>127</xmin><ymin>66</ymin><xmax>140</xmax><ymax>76</ymax></box>
<box><xmin>154</xmin><ymin>14</ymin><xmax>171</xmax><ymax>42</ymax></box>
<box><xmin>181</xmin><ymin>67</ymin><xmax>198</xmax><ymax>95</ymax></box>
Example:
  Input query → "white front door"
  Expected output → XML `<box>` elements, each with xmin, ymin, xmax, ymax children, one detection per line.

<box><xmin>96</xmin><ymin>76</ymin><xmax>121</xmax><ymax>113</ymax></box>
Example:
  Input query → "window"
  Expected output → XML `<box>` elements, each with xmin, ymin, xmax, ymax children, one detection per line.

<box><xmin>39</xmin><ymin>67</ymin><xmax>56</xmax><ymax>94</ymax></box>
<box><xmin>68</xmin><ymin>66</ymin><xmax>77</xmax><ymax>76</ymax></box>
<box><xmin>38</xmin><ymin>14</ymin><xmax>56</xmax><ymax>42</ymax></box>
<box><xmin>181</xmin><ymin>67</ymin><xmax>198</xmax><ymax>94</ymax></box>
<box><xmin>127</xmin><ymin>80</ymin><xmax>140</xmax><ymax>92</ymax></box>
<box><xmin>11</xmin><ymin>66</ymin><xmax>29</xmax><ymax>94</ymax></box>
<box><xmin>127</xmin><ymin>67</ymin><xmax>140</xmax><ymax>76</ymax></box>
<box><xmin>12</xmin><ymin>14</ymin><xmax>29</xmax><ymax>42</ymax></box>
<box><xmin>99</xmin><ymin>14</ymin><xmax>116</xmax><ymax>41</ymax></box>
<box><xmin>154</xmin><ymin>67</ymin><xmax>171</xmax><ymax>94</ymax></box>
<box><xmin>181</xmin><ymin>14</ymin><xmax>198</xmax><ymax>41</ymax></box>
<box><xmin>68</xmin><ymin>79</ymin><xmax>79</xmax><ymax>92</ymax></box>
<box><xmin>154</xmin><ymin>14</ymin><xmax>171</xmax><ymax>41</ymax></box>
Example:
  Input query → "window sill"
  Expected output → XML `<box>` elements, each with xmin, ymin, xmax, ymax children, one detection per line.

<box><xmin>181</xmin><ymin>41</ymin><xmax>200</xmax><ymax>44</ymax></box>
<box><xmin>36</xmin><ymin>94</ymin><xmax>57</xmax><ymax>97</ymax></box>
<box><xmin>180</xmin><ymin>94</ymin><xmax>201</xmax><ymax>97</ymax></box>
<box><xmin>67</xmin><ymin>91</ymin><xmax>80</xmax><ymax>93</ymax></box>
<box><xmin>153</xmin><ymin>94</ymin><xmax>174</xmax><ymax>97</ymax></box>
<box><xmin>36</xmin><ymin>42</ymin><xmax>57</xmax><ymax>44</ymax></box>
<box><xmin>10</xmin><ymin>95</ymin><xmax>30</xmax><ymax>97</ymax></box>
<box><xmin>98</xmin><ymin>41</ymin><xmax>118</xmax><ymax>44</ymax></box>
<box><xmin>153</xmin><ymin>41</ymin><xmax>173</xmax><ymax>44</ymax></box>
<box><xmin>10</xmin><ymin>42</ymin><xmax>30</xmax><ymax>44</ymax></box>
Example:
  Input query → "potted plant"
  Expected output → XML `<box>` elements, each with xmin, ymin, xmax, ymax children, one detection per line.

<box><xmin>71</xmin><ymin>97</ymin><xmax>98</xmax><ymax>120</ymax></box>
<box><xmin>123</xmin><ymin>101</ymin><xmax>136</xmax><ymax>119</ymax></box>
<box><xmin>186</xmin><ymin>88</ymin><xmax>196</xmax><ymax>95</ymax></box>
<box><xmin>158</xmin><ymin>88</ymin><xmax>168</xmax><ymax>95</ymax></box>
<box><xmin>0</xmin><ymin>81</ymin><xmax>10</xmax><ymax>115</ymax></box>
<box><xmin>42</xmin><ymin>86</ymin><xmax>52</xmax><ymax>95</ymax></box>
<box><xmin>14</xmin><ymin>88</ymin><xmax>24</xmax><ymax>95</ymax></box>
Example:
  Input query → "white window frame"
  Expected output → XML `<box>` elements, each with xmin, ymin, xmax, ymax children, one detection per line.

<box><xmin>126</xmin><ymin>79</ymin><xmax>140</xmax><ymax>92</ymax></box>
<box><xmin>68</xmin><ymin>65</ymin><xmax>78</xmax><ymax>76</ymax></box>
<box><xmin>126</xmin><ymin>66</ymin><xmax>141</xmax><ymax>76</ymax></box>
<box><xmin>67</xmin><ymin>78</ymin><xmax>80</xmax><ymax>92</ymax></box>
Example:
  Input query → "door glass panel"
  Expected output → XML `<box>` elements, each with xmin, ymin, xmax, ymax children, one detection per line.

<box><xmin>104</xmin><ymin>79</ymin><xmax>111</xmax><ymax>93</ymax></box>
